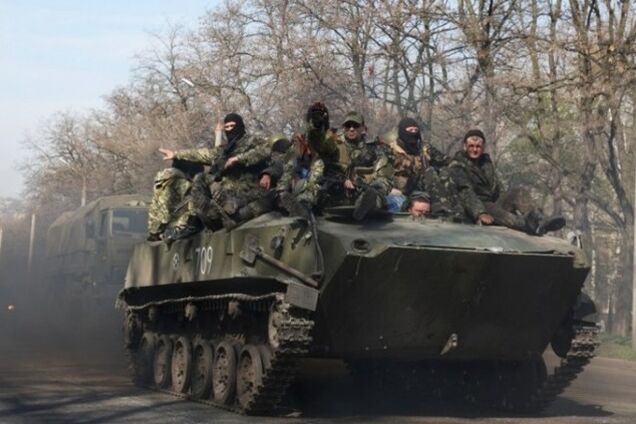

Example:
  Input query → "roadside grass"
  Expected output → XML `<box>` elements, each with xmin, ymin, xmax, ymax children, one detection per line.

<box><xmin>597</xmin><ymin>333</ymin><xmax>636</xmax><ymax>361</ymax></box>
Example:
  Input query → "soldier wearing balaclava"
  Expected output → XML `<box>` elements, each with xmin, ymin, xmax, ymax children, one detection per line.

<box><xmin>384</xmin><ymin>117</ymin><xmax>466</xmax><ymax>219</ymax></box>
<box><xmin>223</xmin><ymin>112</ymin><xmax>246</xmax><ymax>150</ymax></box>
<box><xmin>153</xmin><ymin>112</ymin><xmax>272</xmax><ymax>239</ymax></box>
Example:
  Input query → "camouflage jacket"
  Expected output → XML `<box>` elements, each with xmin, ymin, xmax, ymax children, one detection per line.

<box><xmin>277</xmin><ymin>153</ymin><xmax>325</xmax><ymax>204</ymax></box>
<box><xmin>148</xmin><ymin>167</ymin><xmax>192</xmax><ymax>234</ymax></box>
<box><xmin>384</xmin><ymin>136</ymin><xmax>449</xmax><ymax>195</ymax></box>
<box><xmin>306</xmin><ymin>125</ymin><xmax>392</xmax><ymax>195</ymax></box>
<box><xmin>448</xmin><ymin>151</ymin><xmax>501</xmax><ymax>220</ymax></box>
<box><xmin>174</xmin><ymin>133</ymin><xmax>270</xmax><ymax>187</ymax></box>
<box><xmin>260</xmin><ymin>151</ymin><xmax>289</xmax><ymax>184</ymax></box>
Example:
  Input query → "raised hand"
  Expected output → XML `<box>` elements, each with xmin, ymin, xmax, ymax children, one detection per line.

<box><xmin>158</xmin><ymin>148</ymin><xmax>175</xmax><ymax>161</ymax></box>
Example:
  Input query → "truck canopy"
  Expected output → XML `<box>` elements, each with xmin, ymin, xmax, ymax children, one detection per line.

<box><xmin>46</xmin><ymin>194</ymin><xmax>149</xmax><ymax>258</ymax></box>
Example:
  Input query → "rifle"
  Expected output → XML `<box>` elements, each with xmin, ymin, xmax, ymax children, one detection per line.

<box><xmin>209</xmin><ymin>155</ymin><xmax>229</xmax><ymax>182</ymax></box>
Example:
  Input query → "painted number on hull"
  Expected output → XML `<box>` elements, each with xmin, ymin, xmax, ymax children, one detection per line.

<box><xmin>195</xmin><ymin>246</ymin><xmax>214</xmax><ymax>275</ymax></box>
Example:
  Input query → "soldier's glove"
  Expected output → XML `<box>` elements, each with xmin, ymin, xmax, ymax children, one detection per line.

<box><xmin>306</xmin><ymin>102</ymin><xmax>329</xmax><ymax>131</ymax></box>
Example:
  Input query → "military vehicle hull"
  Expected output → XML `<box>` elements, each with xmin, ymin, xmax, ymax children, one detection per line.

<box><xmin>46</xmin><ymin>195</ymin><xmax>149</xmax><ymax>332</ymax></box>
<box><xmin>120</xmin><ymin>213</ymin><xmax>598</xmax><ymax>414</ymax></box>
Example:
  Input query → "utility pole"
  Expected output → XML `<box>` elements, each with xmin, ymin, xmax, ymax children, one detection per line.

<box><xmin>180</xmin><ymin>77</ymin><xmax>225</xmax><ymax>147</ymax></box>
<box><xmin>81</xmin><ymin>176</ymin><xmax>87</xmax><ymax>207</ymax></box>
<box><xmin>27</xmin><ymin>213</ymin><xmax>36</xmax><ymax>275</ymax></box>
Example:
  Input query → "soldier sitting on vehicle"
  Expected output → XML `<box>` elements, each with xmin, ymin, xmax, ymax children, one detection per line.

<box><xmin>275</xmin><ymin>131</ymin><xmax>325</xmax><ymax>219</ymax></box>
<box><xmin>157</xmin><ymin>113</ymin><xmax>273</xmax><ymax>238</ymax></box>
<box><xmin>305</xmin><ymin>103</ymin><xmax>393</xmax><ymax>220</ymax></box>
<box><xmin>383</xmin><ymin>117</ymin><xmax>463</xmax><ymax>220</ymax></box>
<box><xmin>449</xmin><ymin>129</ymin><xmax>565</xmax><ymax>235</ymax></box>
<box><xmin>147</xmin><ymin>158</ymin><xmax>204</xmax><ymax>242</ymax></box>
<box><xmin>192</xmin><ymin>131</ymin><xmax>292</xmax><ymax>232</ymax></box>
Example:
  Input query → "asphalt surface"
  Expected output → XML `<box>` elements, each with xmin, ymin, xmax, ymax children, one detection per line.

<box><xmin>1</xmin><ymin>310</ymin><xmax>635</xmax><ymax>423</ymax></box>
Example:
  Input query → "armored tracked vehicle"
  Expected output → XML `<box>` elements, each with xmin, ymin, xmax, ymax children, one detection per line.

<box><xmin>46</xmin><ymin>195</ymin><xmax>149</xmax><ymax>325</ymax></box>
<box><xmin>120</xmin><ymin>212</ymin><xmax>598</xmax><ymax>414</ymax></box>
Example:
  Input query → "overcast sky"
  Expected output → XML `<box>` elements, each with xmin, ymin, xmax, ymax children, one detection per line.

<box><xmin>0</xmin><ymin>0</ymin><xmax>213</xmax><ymax>198</ymax></box>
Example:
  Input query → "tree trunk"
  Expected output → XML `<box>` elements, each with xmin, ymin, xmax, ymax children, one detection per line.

<box><xmin>613</xmin><ymin>232</ymin><xmax>633</xmax><ymax>336</ymax></box>
<box><xmin>632</xmin><ymin>82</ymin><xmax>636</xmax><ymax>348</ymax></box>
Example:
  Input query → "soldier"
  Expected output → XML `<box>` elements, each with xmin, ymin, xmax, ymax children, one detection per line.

<box><xmin>401</xmin><ymin>191</ymin><xmax>433</xmax><ymax>218</ymax></box>
<box><xmin>384</xmin><ymin>117</ymin><xmax>462</xmax><ymax>219</ymax></box>
<box><xmin>449</xmin><ymin>129</ymin><xmax>565</xmax><ymax>235</ymax></box>
<box><xmin>147</xmin><ymin>158</ymin><xmax>204</xmax><ymax>242</ymax></box>
<box><xmin>159</xmin><ymin>113</ymin><xmax>272</xmax><ymax>237</ymax></box>
<box><xmin>275</xmin><ymin>132</ymin><xmax>325</xmax><ymax>218</ymax></box>
<box><xmin>305</xmin><ymin>103</ymin><xmax>392</xmax><ymax>220</ymax></box>
<box><xmin>259</xmin><ymin>133</ymin><xmax>292</xmax><ymax>190</ymax></box>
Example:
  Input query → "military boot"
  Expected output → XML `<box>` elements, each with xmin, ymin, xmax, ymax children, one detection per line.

<box><xmin>147</xmin><ymin>232</ymin><xmax>162</xmax><ymax>242</ymax></box>
<box><xmin>197</xmin><ymin>200</ymin><xmax>221</xmax><ymax>228</ymax></box>
<box><xmin>524</xmin><ymin>210</ymin><xmax>544</xmax><ymax>235</ymax></box>
<box><xmin>353</xmin><ymin>188</ymin><xmax>382</xmax><ymax>221</ymax></box>
<box><xmin>525</xmin><ymin>211</ymin><xmax>566</xmax><ymax>236</ymax></box>
<box><xmin>537</xmin><ymin>215</ymin><xmax>566</xmax><ymax>235</ymax></box>
<box><xmin>164</xmin><ymin>216</ymin><xmax>203</xmax><ymax>241</ymax></box>
<box><xmin>223</xmin><ymin>206</ymin><xmax>254</xmax><ymax>230</ymax></box>
<box><xmin>280</xmin><ymin>192</ymin><xmax>311</xmax><ymax>220</ymax></box>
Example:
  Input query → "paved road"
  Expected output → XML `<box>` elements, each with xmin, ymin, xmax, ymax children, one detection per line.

<box><xmin>1</xmin><ymin>316</ymin><xmax>635</xmax><ymax>424</ymax></box>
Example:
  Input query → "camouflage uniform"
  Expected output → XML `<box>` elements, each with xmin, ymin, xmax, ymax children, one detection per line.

<box><xmin>147</xmin><ymin>160</ymin><xmax>204</xmax><ymax>239</ymax></box>
<box><xmin>307</xmin><ymin>120</ymin><xmax>392</xmax><ymax>210</ymax></box>
<box><xmin>177</xmin><ymin>132</ymin><xmax>272</xmax><ymax>228</ymax></box>
<box><xmin>385</xmin><ymin>136</ymin><xmax>448</xmax><ymax>193</ymax></box>
<box><xmin>448</xmin><ymin>150</ymin><xmax>533</xmax><ymax>230</ymax></box>
<box><xmin>277</xmin><ymin>136</ymin><xmax>325</xmax><ymax>207</ymax></box>
<box><xmin>384</xmin><ymin>133</ymin><xmax>462</xmax><ymax>218</ymax></box>
<box><xmin>259</xmin><ymin>134</ymin><xmax>292</xmax><ymax>187</ymax></box>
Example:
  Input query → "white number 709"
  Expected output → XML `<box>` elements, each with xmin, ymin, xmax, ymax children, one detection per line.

<box><xmin>195</xmin><ymin>246</ymin><xmax>214</xmax><ymax>275</ymax></box>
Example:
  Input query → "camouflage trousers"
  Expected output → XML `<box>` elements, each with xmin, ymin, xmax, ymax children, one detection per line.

<box><xmin>289</xmin><ymin>178</ymin><xmax>320</xmax><ymax>206</ymax></box>
<box><xmin>318</xmin><ymin>177</ymin><xmax>388</xmax><ymax>210</ymax></box>
<box><xmin>483</xmin><ymin>187</ymin><xmax>535</xmax><ymax>231</ymax></box>
<box><xmin>147</xmin><ymin>168</ymin><xmax>194</xmax><ymax>235</ymax></box>
<box><xmin>191</xmin><ymin>173</ymin><xmax>275</xmax><ymax>229</ymax></box>
<box><xmin>420</xmin><ymin>167</ymin><xmax>466</xmax><ymax>220</ymax></box>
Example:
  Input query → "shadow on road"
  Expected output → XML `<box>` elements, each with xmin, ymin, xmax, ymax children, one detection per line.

<box><xmin>291</xmin><ymin>359</ymin><xmax>614</xmax><ymax>421</ymax></box>
<box><xmin>0</xmin><ymin>310</ymin><xmax>618</xmax><ymax>423</ymax></box>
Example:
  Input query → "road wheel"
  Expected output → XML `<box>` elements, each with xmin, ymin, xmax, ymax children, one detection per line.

<box><xmin>267</xmin><ymin>304</ymin><xmax>283</xmax><ymax>349</ymax></box>
<box><xmin>132</xmin><ymin>332</ymin><xmax>155</xmax><ymax>386</ymax></box>
<box><xmin>171</xmin><ymin>336</ymin><xmax>192</xmax><ymax>393</ymax></box>
<box><xmin>236</xmin><ymin>344</ymin><xmax>264</xmax><ymax>409</ymax></box>
<box><xmin>153</xmin><ymin>335</ymin><xmax>173</xmax><ymax>388</ymax></box>
<box><xmin>257</xmin><ymin>344</ymin><xmax>273</xmax><ymax>371</ymax></box>
<box><xmin>212</xmin><ymin>341</ymin><xmax>237</xmax><ymax>404</ymax></box>
<box><xmin>190</xmin><ymin>339</ymin><xmax>214</xmax><ymax>399</ymax></box>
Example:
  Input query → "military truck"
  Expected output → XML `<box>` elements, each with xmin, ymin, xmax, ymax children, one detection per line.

<box><xmin>46</xmin><ymin>194</ymin><xmax>149</xmax><ymax>325</ymax></box>
<box><xmin>120</xmin><ymin>211</ymin><xmax>598</xmax><ymax>414</ymax></box>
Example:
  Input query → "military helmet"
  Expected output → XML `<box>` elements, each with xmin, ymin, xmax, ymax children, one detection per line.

<box><xmin>343</xmin><ymin>111</ymin><xmax>365</xmax><ymax>126</ymax></box>
<box><xmin>269</xmin><ymin>133</ymin><xmax>291</xmax><ymax>153</ymax></box>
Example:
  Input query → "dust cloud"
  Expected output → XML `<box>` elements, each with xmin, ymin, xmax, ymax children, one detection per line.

<box><xmin>0</xmin><ymin>256</ymin><xmax>128</xmax><ymax>372</ymax></box>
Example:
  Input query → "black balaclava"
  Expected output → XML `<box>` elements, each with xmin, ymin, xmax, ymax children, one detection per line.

<box><xmin>224</xmin><ymin>113</ymin><xmax>246</xmax><ymax>147</ymax></box>
<box><xmin>398</xmin><ymin>117</ymin><xmax>422</xmax><ymax>155</ymax></box>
